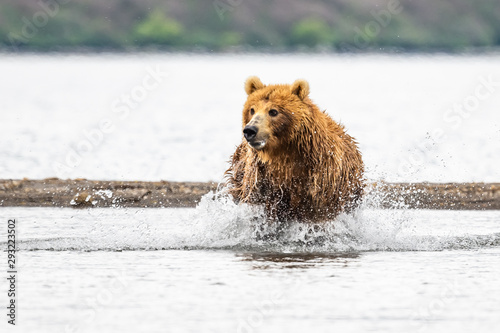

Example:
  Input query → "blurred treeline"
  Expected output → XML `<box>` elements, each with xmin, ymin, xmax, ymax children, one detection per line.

<box><xmin>1</xmin><ymin>0</ymin><xmax>499</xmax><ymax>52</ymax></box>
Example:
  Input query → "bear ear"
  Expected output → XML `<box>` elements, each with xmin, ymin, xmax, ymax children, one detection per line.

<box><xmin>245</xmin><ymin>76</ymin><xmax>265</xmax><ymax>95</ymax></box>
<box><xmin>291</xmin><ymin>79</ymin><xmax>310</xmax><ymax>100</ymax></box>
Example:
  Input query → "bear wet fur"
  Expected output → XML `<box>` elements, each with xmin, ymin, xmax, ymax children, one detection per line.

<box><xmin>225</xmin><ymin>76</ymin><xmax>364</xmax><ymax>223</ymax></box>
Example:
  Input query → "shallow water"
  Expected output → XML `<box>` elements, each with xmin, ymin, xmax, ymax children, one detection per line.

<box><xmin>1</xmin><ymin>195</ymin><xmax>499</xmax><ymax>332</ymax></box>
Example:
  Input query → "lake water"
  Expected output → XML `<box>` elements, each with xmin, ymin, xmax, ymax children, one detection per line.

<box><xmin>0</xmin><ymin>53</ymin><xmax>499</xmax><ymax>182</ymax></box>
<box><xmin>1</xmin><ymin>200</ymin><xmax>500</xmax><ymax>333</ymax></box>
<box><xmin>0</xmin><ymin>53</ymin><xmax>499</xmax><ymax>332</ymax></box>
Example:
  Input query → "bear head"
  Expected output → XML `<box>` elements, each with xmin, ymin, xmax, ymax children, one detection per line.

<box><xmin>241</xmin><ymin>76</ymin><xmax>312</xmax><ymax>155</ymax></box>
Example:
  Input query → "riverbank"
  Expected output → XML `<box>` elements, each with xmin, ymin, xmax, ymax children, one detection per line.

<box><xmin>0</xmin><ymin>179</ymin><xmax>498</xmax><ymax>210</ymax></box>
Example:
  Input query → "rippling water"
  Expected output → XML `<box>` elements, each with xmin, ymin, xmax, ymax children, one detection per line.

<box><xmin>1</xmin><ymin>192</ymin><xmax>500</xmax><ymax>332</ymax></box>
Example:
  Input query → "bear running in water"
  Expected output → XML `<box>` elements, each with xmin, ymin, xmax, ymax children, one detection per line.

<box><xmin>225</xmin><ymin>76</ymin><xmax>364</xmax><ymax>223</ymax></box>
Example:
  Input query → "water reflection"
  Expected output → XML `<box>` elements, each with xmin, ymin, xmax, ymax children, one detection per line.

<box><xmin>237</xmin><ymin>252</ymin><xmax>360</xmax><ymax>270</ymax></box>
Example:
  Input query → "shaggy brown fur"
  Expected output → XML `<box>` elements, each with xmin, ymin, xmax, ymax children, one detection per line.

<box><xmin>225</xmin><ymin>76</ymin><xmax>364</xmax><ymax>222</ymax></box>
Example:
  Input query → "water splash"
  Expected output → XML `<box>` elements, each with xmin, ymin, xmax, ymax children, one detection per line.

<box><xmin>6</xmin><ymin>189</ymin><xmax>500</xmax><ymax>253</ymax></box>
<box><xmin>183</xmin><ymin>189</ymin><xmax>500</xmax><ymax>252</ymax></box>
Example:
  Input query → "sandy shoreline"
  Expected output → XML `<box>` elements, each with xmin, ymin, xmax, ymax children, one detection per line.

<box><xmin>0</xmin><ymin>178</ymin><xmax>498</xmax><ymax>210</ymax></box>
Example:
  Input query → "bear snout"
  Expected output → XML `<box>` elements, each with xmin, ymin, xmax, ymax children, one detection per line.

<box><xmin>243</xmin><ymin>125</ymin><xmax>258</xmax><ymax>141</ymax></box>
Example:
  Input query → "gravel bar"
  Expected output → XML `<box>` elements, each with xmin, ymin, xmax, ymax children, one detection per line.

<box><xmin>0</xmin><ymin>178</ymin><xmax>498</xmax><ymax>210</ymax></box>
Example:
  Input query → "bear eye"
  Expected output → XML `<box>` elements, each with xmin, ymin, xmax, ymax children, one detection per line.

<box><xmin>250</xmin><ymin>108</ymin><xmax>255</xmax><ymax>115</ymax></box>
<box><xmin>269</xmin><ymin>109</ymin><xmax>278</xmax><ymax>117</ymax></box>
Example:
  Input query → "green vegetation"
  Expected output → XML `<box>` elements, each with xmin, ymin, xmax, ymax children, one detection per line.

<box><xmin>1</xmin><ymin>0</ymin><xmax>499</xmax><ymax>52</ymax></box>
<box><xmin>290</xmin><ymin>18</ymin><xmax>335</xmax><ymax>47</ymax></box>
<box><xmin>133</xmin><ymin>10</ymin><xmax>184</xmax><ymax>45</ymax></box>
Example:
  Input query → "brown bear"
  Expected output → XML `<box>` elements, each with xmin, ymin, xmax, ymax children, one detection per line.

<box><xmin>224</xmin><ymin>76</ymin><xmax>364</xmax><ymax>223</ymax></box>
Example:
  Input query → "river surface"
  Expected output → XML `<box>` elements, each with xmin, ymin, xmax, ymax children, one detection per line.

<box><xmin>0</xmin><ymin>53</ymin><xmax>499</xmax><ymax>332</ymax></box>
<box><xmin>1</xmin><ymin>203</ymin><xmax>500</xmax><ymax>333</ymax></box>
